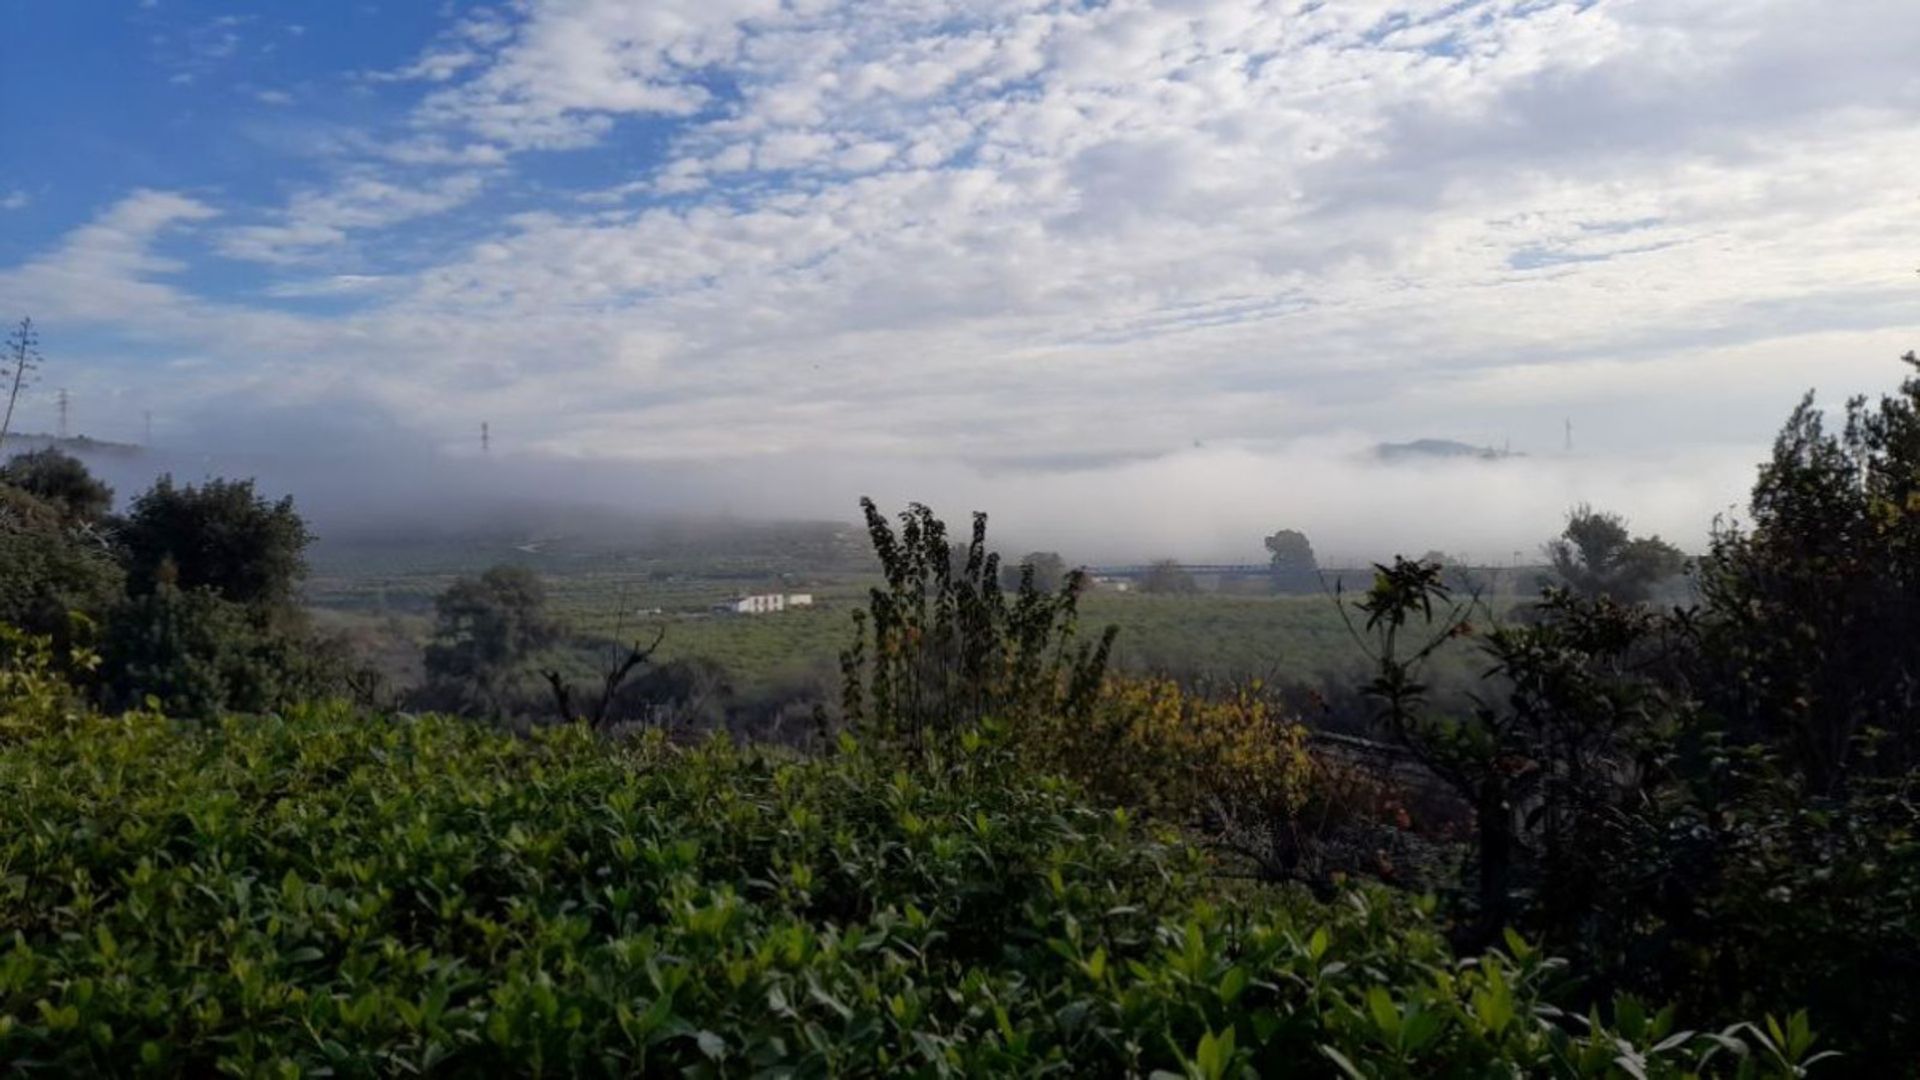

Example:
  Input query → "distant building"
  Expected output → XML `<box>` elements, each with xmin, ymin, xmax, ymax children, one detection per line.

<box><xmin>714</xmin><ymin>593</ymin><xmax>815</xmax><ymax>615</ymax></box>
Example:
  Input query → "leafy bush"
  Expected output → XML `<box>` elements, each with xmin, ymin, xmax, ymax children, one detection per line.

<box><xmin>0</xmin><ymin>483</ymin><xmax>123</xmax><ymax>643</ymax></box>
<box><xmin>841</xmin><ymin>499</ymin><xmax>1114</xmax><ymax>755</ymax></box>
<box><xmin>0</xmin><ymin>706</ymin><xmax>1818</xmax><ymax>1077</ymax></box>
<box><xmin>0</xmin><ymin>624</ymin><xmax>96</xmax><ymax>741</ymax></box>
<box><xmin>98</xmin><ymin>586</ymin><xmax>343</xmax><ymax>717</ymax></box>
<box><xmin>1023</xmin><ymin>674</ymin><xmax>1311</xmax><ymax>827</ymax></box>
<box><xmin>0</xmin><ymin>447</ymin><xmax>113</xmax><ymax>525</ymax></box>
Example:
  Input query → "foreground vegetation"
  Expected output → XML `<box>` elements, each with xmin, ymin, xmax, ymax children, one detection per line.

<box><xmin>0</xmin><ymin>695</ymin><xmax>1819</xmax><ymax>1077</ymax></box>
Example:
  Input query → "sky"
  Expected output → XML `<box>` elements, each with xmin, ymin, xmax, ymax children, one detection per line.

<box><xmin>1</xmin><ymin>0</ymin><xmax>1917</xmax><ymax>561</ymax></box>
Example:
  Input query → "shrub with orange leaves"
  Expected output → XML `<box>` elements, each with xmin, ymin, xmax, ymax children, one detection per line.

<box><xmin>1019</xmin><ymin>675</ymin><xmax>1313</xmax><ymax>827</ymax></box>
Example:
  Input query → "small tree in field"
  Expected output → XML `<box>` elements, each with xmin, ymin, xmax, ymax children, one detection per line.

<box><xmin>1000</xmin><ymin>551</ymin><xmax>1069</xmax><ymax>594</ymax></box>
<box><xmin>1546</xmin><ymin>505</ymin><xmax>1685</xmax><ymax>604</ymax></box>
<box><xmin>1141</xmin><ymin>559</ymin><xmax>1198</xmax><ymax>594</ymax></box>
<box><xmin>1265</xmin><ymin>528</ymin><xmax>1320</xmax><ymax>593</ymax></box>
<box><xmin>423</xmin><ymin>564</ymin><xmax>558</xmax><ymax>716</ymax></box>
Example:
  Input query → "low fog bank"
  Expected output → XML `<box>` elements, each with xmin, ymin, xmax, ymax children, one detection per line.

<box><xmin>704</xmin><ymin>437</ymin><xmax>1760</xmax><ymax>566</ymax></box>
<box><xmin>51</xmin><ymin>404</ymin><xmax>1764</xmax><ymax>567</ymax></box>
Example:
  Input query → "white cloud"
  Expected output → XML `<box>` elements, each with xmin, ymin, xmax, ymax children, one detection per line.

<box><xmin>216</xmin><ymin>173</ymin><xmax>488</xmax><ymax>264</ymax></box>
<box><xmin>5</xmin><ymin>0</ymin><xmax>1920</xmax><ymax>543</ymax></box>
<box><xmin>0</xmin><ymin>190</ymin><xmax>28</xmax><ymax>211</ymax></box>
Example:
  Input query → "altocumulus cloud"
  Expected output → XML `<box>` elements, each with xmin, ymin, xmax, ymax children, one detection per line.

<box><xmin>1</xmin><ymin>0</ymin><xmax>1917</xmax><ymax>555</ymax></box>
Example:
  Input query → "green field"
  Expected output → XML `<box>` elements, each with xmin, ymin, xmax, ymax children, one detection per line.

<box><xmin>304</xmin><ymin>528</ymin><xmax>1514</xmax><ymax>704</ymax></box>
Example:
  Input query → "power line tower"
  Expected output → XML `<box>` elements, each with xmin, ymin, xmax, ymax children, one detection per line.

<box><xmin>481</xmin><ymin>421</ymin><xmax>490</xmax><ymax>456</ymax></box>
<box><xmin>144</xmin><ymin>410</ymin><xmax>153</xmax><ymax>446</ymax></box>
<box><xmin>57</xmin><ymin>388</ymin><xmax>69</xmax><ymax>439</ymax></box>
<box><xmin>1564</xmin><ymin>417</ymin><xmax>1573</xmax><ymax>454</ymax></box>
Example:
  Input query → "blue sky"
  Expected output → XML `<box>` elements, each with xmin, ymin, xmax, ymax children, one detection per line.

<box><xmin>2</xmin><ymin>0</ymin><xmax>1918</xmax><ymax>557</ymax></box>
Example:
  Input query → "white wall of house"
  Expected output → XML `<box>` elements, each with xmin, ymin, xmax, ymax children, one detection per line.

<box><xmin>718</xmin><ymin>592</ymin><xmax>816</xmax><ymax>615</ymax></box>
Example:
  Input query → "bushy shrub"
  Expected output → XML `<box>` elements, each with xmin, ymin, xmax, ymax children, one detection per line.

<box><xmin>0</xmin><ymin>624</ymin><xmax>96</xmax><ymax>741</ymax></box>
<box><xmin>98</xmin><ymin>586</ymin><xmax>340</xmax><ymax>716</ymax></box>
<box><xmin>841</xmin><ymin>499</ymin><xmax>1114</xmax><ymax>756</ymax></box>
<box><xmin>1025</xmin><ymin>674</ymin><xmax>1311</xmax><ymax>826</ymax></box>
<box><xmin>0</xmin><ymin>706</ymin><xmax>1821</xmax><ymax>1077</ymax></box>
<box><xmin>0</xmin><ymin>447</ymin><xmax>113</xmax><ymax>524</ymax></box>
<box><xmin>0</xmin><ymin>484</ymin><xmax>123</xmax><ymax>643</ymax></box>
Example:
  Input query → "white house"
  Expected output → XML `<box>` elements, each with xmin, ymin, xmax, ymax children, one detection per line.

<box><xmin>712</xmin><ymin>592</ymin><xmax>820</xmax><ymax>615</ymax></box>
<box><xmin>714</xmin><ymin>593</ymin><xmax>818</xmax><ymax>615</ymax></box>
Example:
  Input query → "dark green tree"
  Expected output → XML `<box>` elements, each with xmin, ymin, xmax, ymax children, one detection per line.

<box><xmin>100</xmin><ymin>585</ymin><xmax>336</xmax><ymax>716</ymax></box>
<box><xmin>99</xmin><ymin>474</ymin><xmax>334</xmax><ymax>716</ymax></box>
<box><xmin>1546</xmin><ymin>505</ymin><xmax>1685</xmax><ymax>604</ymax></box>
<box><xmin>1700</xmin><ymin>351</ymin><xmax>1920</xmax><ymax>788</ymax></box>
<box><xmin>120</xmin><ymin>476</ymin><xmax>311</xmax><ymax>609</ymax></box>
<box><xmin>1264</xmin><ymin>528</ymin><xmax>1320</xmax><ymax>593</ymax></box>
<box><xmin>423</xmin><ymin>564</ymin><xmax>558</xmax><ymax>716</ymax></box>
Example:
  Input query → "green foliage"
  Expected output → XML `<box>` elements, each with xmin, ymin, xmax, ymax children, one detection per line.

<box><xmin>1700</xmin><ymin>352</ymin><xmax>1920</xmax><ymax>789</ymax></box>
<box><xmin>1264</xmin><ymin>528</ymin><xmax>1320</xmax><ymax>594</ymax></box>
<box><xmin>1</xmin><ymin>447</ymin><xmax>113</xmax><ymax>524</ymax></box>
<box><xmin>1142</xmin><ymin>558</ymin><xmax>1200</xmax><ymax>595</ymax></box>
<box><xmin>420</xmin><ymin>564</ymin><xmax>558</xmax><ymax>716</ymax></box>
<box><xmin>842</xmin><ymin>499</ymin><xmax>1115</xmax><ymax>755</ymax></box>
<box><xmin>1602</xmin><ymin>760</ymin><xmax>1920</xmax><ymax>1074</ymax></box>
<box><xmin>0</xmin><ymin>484</ymin><xmax>124</xmax><ymax>642</ymax></box>
<box><xmin>1547</xmin><ymin>505</ymin><xmax>1687</xmax><ymax>604</ymax></box>
<box><xmin>98</xmin><ymin>586</ymin><xmax>340</xmax><ymax>717</ymax></box>
<box><xmin>0</xmin><ymin>705</ymin><xmax>1810</xmax><ymax>1077</ymax></box>
<box><xmin>1347</xmin><ymin>561</ymin><xmax>1694</xmax><ymax>942</ymax></box>
<box><xmin>0</xmin><ymin>624</ymin><xmax>97</xmax><ymax>741</ymax></box>
<box><xmin>120</xmin><ymin>475</ymin><xmax>311</xmax><ymax>609</ymax></box>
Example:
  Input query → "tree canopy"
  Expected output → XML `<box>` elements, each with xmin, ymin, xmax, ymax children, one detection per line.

<box><xmin>422</xmin><ymin>564</ymin><xmax>558</xmax><ymax>715</ymax></box>
<box><xmin>120</xmin><ymin>476</ymin><xmax>311</xmax><ymax>609</ymax></box>
<box><xmin>1264</xmin><ymin>528</ymin><xmax>1319</xmax><ymax>593</ymax></box>
<box><xmin>1545</xmin><ymin>505</ymin><xmax>1685</xmax><ymax>603</ymax></box>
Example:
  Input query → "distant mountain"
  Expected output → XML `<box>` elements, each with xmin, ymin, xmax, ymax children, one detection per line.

<box><xmin>1373</xmin><ymin>438</ymin><xmax>1520</xmax><ymax>463</ymax></box>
